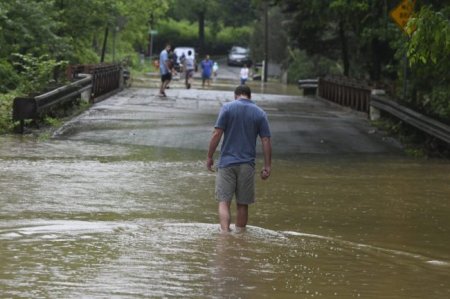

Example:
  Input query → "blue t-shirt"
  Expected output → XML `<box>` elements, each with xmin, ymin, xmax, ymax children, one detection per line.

<box><xmin>215</xmin><ymin>98</ymin><xmax>271</xmax><ymax>168</ymax></box>
<box><xmin>201</xmin><ymin>59</ymin><xmax>214</xmax><ymax>77</ymax></box>
<box><xmin>159</xmin><ymin>49</ymin><xmax>169</xmax><ymax>75</ymax></box>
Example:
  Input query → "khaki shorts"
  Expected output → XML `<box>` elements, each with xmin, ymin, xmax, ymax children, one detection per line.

<box><xmin>215</xmin><ymin>164</ymin><xmax>255</xmax><ymax>204</ymax></box>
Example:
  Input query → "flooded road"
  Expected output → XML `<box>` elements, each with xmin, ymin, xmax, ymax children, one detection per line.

<box><xmin>1</xmin><ymin>87</ymin><xmax>449</xmax><ymax>298</ymax></box>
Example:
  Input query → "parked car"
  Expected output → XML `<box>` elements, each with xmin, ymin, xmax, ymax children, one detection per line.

<box><xmin>227</xmin><ymin>46</ymin><xmax>252</xmax><ymax>67</ymax></box>
<box><xmin>173</xmin><ymin>47</ymin><xmax>196</xmax><ymax>72</ymax></box>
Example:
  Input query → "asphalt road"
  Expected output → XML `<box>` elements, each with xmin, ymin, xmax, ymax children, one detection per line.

<box><xmin>56</xmin><ymin>85</ymin><xmax>402</xmax><ymax>156</ymax></box>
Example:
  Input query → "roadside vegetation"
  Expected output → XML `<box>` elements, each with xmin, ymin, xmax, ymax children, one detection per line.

<box><xmin>0</xmin><ymin>0</ymin><xmax>448</xmax><ymax>156</ymax></box>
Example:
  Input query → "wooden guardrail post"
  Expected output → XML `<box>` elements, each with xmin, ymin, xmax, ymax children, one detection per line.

<box><xmin>369</xmin><ymin>89</ymin><xmax>385</xmax><ymax>121</ymax></box>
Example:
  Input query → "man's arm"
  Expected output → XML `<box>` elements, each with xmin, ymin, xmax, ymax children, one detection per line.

<box><xmin>164</xmin><ymin>59</ymin><xmax>173</xmax><ymax>74</ymax></box>
<box><xmin>207</xmin><ymin>128</ymin><xmax>223</xmax><ymax>171</ymax></box>
<box><xmin>260</xmin><ymin>136</ymin><xmax>272</xmax><ymax>180</ymax></box>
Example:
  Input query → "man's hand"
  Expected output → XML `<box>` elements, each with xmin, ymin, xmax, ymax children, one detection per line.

<box><xmin>260</xmin><ymin>137</ymin><xmax>271</xmax><ymax>180</ymax></box>
<box><xmin>260</xmin><ymin>167</ymin><xmax>271</xmax><ymax>180</ymax></box>
<box><xmin>207</xmin><ymin>128</ymin><xmax>223</xmax><ymax>172</ymax></box>
<box><xmin>207</xmin><ymin>157</ymin><xmax>215</xmax><ymax>172</ymax></box>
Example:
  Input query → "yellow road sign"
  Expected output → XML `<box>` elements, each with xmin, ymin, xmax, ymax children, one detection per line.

<box><xmin>389</xmin><ymin>0</ymin><xmax>416</xmax><ymax>35</ymax></box>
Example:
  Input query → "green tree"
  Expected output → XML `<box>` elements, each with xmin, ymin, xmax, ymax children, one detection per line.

<box><xmin>250</xmin><ymin>5</ymin><xmax>288</xmax><ymax>64</ymax></box>
<box><xmin>279</xmin><ymin>0</ymin><xmax>396</xmax><ymax>78</ymax></box>
<box><xmin>0</xmin><ymin>0</ymin><xmax>61</xmax><ymax>58</ymax></box>
<box><xmin>0</xmin><ymin>1</ymin><xmax>66</xmax><ymax>92</ymax></box>
<box><xmin>167</xmin><ymin>0</ymin><xmax>255</xmax><ymax>55</ymax></box>
<box><xmin>404</xmin><ymin>4</ymin><xmax>450</xmax><ymax>119</ymax></box>
<box><xmin>55</xmin><ymin>0</ymin><xmax>169</xmax><ymax>63</ymax></box>
<box><xmin>0</xmin><ymin>0</ymin><xmax>170</xmax><ymax>76</ymax></box>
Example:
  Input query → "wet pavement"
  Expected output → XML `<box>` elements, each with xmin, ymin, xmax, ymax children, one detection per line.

<box><xmin>1</xmin><ymin>85</ymin><xmax>449</xmax><ymax>298</ymax></box>
<box><xmin>54</xmin><ymin>87</ymin><xmax>401</xmax><ymax>155</ymax></box>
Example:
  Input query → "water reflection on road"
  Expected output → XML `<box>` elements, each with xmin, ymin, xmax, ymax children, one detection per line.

<box><xmin>1</xmin><ymin>88</ymin><xmax>449</xmax><ymax>298</ymax></box>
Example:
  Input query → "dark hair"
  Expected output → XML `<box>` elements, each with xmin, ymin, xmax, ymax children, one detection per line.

<box><xmin>188</xmin><ymin>50</ymin><xmax>192</xmax><ymax>55</ymax></box>
<box><xmin>234</xmin><ymin>85</ymin><xmax>251</xmax><ymax>98</ymax></box>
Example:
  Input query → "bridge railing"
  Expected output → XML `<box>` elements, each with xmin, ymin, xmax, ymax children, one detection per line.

<box><xmin>371</xmin><ymin>94</ymin><xmax>450</xmax><ymax>144</ymax></box>
<box><xmin>317</xmin><ymin>75</ymin><xmax>450</xmax><ymax>145</ymax></box>
<box><xmin>12</xmin><ymin>73</ymin><xmax>92</xmax><ymax>133</ymax></box>
<box><xmin>318</xmin><ymin>76</ymin><xmax>371</xmax><ymax>113</ymax></box>
<box><xmin>67</xmin><ymin>63</ymin><xmax>122</xmax><ymax>102</ymax></box>
<box><xmin>13</xmin><ymin>63</ymin><xmax>123</xmax><ymax>133</ymax></box>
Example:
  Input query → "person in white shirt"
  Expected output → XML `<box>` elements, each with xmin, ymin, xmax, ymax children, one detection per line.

<box><xmin>182</xmin><ymin>50</ymin><xmax>196</xmax><ymax>89</ymax></box>
<box><xmin>240</xmin><ymin>64</ymin><xmax>249</xmax><ymax>85</ymax></box>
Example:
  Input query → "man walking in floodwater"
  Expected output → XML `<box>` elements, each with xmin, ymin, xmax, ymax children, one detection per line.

<box><xmin>207</xmin><ymin>85</ymin><xmax>272</xmax><ymax>233</ymax></box>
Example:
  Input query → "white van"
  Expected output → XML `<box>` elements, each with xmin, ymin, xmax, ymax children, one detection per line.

<box><xmin>173</xmin><ymin>47</ymin><xmax>195</xmax><ymax>71</ymax></box>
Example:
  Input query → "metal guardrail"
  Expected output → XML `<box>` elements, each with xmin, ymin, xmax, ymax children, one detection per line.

<box><xmin>68</xmin><ymin>63</ymin><xmax>122</xmax><ymax>101</ymax></box>
<box><xmin>12</xmin><ymin>74</ymin><xmax>92</xmax><ymax>133</ymax></box>
<box><xmin>371</xmin><ymin>95</ymin><xmax>450</xmax><ymax>144</ymax></box>
<box><xmin>318</xmin><ymin>76</ymin><xmax>371</xmax><ymax>113</ymax></box>
<box><xmin>298</xmin><ymin>79</ymin><xmax>318</xmax><ymax>95</ymax></box>
<box><xmin>315</xmin><ymin>75</ymin><xmax>450</xmax><ymax>145</ymax></box>
<box><xmin>13</xmin><ymin>63</ymin><xmax>123</xmax><ymax>133</ymax></box>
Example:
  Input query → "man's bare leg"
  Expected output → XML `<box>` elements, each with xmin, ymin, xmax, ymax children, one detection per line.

<box><xmin>159</xmin><ymin>81</ymin><xmax>166</xmax><ymax>95</ymax></box>
<box><xmin>235</xmin><ymin>203</ymin><xmax>248</xmax><ymax>232</ymax></box>
<box><xmin>218</xmin><ymin>201</ymin><xmax>232</xmax><ymax>232</ymax></box>
<box><xmin>160</xmin><ymin>80</ymin><xmax>170</xmax><ymax>95</ymax></box>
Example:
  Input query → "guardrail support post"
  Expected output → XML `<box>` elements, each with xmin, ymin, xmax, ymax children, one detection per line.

<box><xmin>370</xmin><ymin>89</ymin><xmax>385</xmax><ymax>121</ymax></box>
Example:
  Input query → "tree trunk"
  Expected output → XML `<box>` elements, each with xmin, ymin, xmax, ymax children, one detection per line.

<box><xmin>339</xmin><ymin>20</ymin><xmax>350</xmax><ymax>76</ymax></box>
<box><xmin>370</xmin><ymin>38</ymin><xmax>382</xmax><ymax>81</ymax></box>
<box><xmin>198</xmin><ymin>11</ymin><xmax>205</xmax><ymax>56</ymax></box>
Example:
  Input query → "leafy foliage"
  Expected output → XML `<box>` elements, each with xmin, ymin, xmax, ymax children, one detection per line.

<box><xmin>0</xmin><ymin>0</ymin><xmax>171</xmax><ymax>133</ymax></box>
<box><xmin>279</xmin><ymin>0</ymin><xmax>400</xmax><ymax>79</ymax></box>
<box><xmin>250</xmin><ymin>6</ymin><xmax>288</xmax><ymax>64</ymax></box>
<box><xmin>0</xmin><ymin>93</ymin><xmax>16</xmax><ymax>132</ymax></box>
<box><xmin>286</xmin><ymin>51</ymin><xmax>312</xmax><ymax>82</ymax></box>
<box><xmin>279</xmin><ymin>0</ymin><xmax>450</xmax><ymax>121</ymax></box>
<box><xmin>165</xmin><ymin>0</ymin><xmax>256</xmax><ymax>54</ymax></box>
<box><xmin>0</xmin><ymin>59</ymin><xmax>20</xmax><ymax>92</ymax></box>
<box><xmin>0</xmin><ymin>0</ymin><xmax>170</xmax><ymax>71</ymax></box>
<box><xmin>12</xmin><ymin>53</ymin><xmax>68</xmax><ymax>94</ymax></box>
<box><xmin>286</xmin><ymin>49</ymin><xmax>341</xmax><ymax>84</ymax></box>
<box><xmin>401</xmin><ymin>5</ymin><xmax>450</xmax><ymax>121</ymax></box>
<box><xmin>154</xmin><ymin>18</ymin><xmax>252</xmax><ymax>55</ymax></box>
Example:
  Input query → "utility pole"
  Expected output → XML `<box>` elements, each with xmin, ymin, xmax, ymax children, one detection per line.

<box><xmin>149</xmin><ymin>13</ymin><xmax>155</xmax><ymax>57</ymax></box>
<box><xmin>263</xmin><ymin>1</ymin><xmax>269</xmax><ymax>82</ymax></box>
<box><xmin>100</xmin><ymin>26</ymin><xmax>109</xmax><ymax>63</ymax></box>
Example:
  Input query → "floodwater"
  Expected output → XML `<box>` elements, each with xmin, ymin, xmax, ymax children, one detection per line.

<box><xmin>1</xmin><ymin>87</ymin><xmax>449</xmax><ymax>298</ymax></box>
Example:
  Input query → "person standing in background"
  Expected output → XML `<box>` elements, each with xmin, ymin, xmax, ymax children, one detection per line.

<box><xmin>212</xmin><ymin>61</ymin><xmax>219</xmax><ymax>82</ymax></box>
<box><xmin>183</xmin><ymin>50</ymin><xmax>196</xmax><ymax>89</ymax></box>
<box><xmin>200</xmin><ymin>55</ymin><xmax>214</xmax><ymax>88</ymax></box>
<box><xmin>159</xmin><ymin>44</ymin><xmax>172</xmax><ymax>97</ymax></box>
<box><xmin>240</xmin><ymin>64</ymin><xmax>249</xmax><ymax>85</ymax></box>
